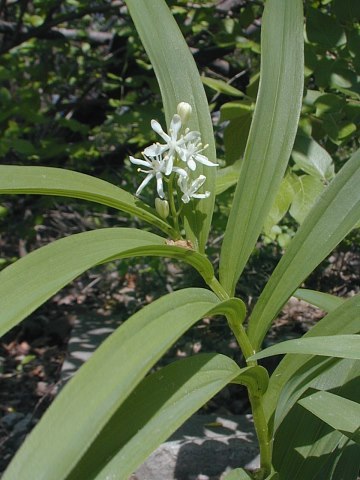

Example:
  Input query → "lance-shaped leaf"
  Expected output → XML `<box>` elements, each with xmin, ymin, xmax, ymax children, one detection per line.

<box><xmin>125</xmin><ymin>0</ymin><xmax>216</xmax><ymax>252</ymax></box>
<box><xmin>273</xmin><ymin>400</ymin><xmax>360</xmax><ymax>480</ymax></box>
<box><xmin>219</xmin><ymin>0</ymin><xmax>304</xmax><ymax>295</ymax></box>
<box><xmin>0</xmin><ymin>165</ymin><xmax>176</xmax><ymax>238</ymax></box>
<box><xmin>263</xmin><ymin>294</ymin><xmax>360</xmax><ymax>427</ymax></box>
<box><xmin>0</xmin><ymin>228</ymin><xmax>216</xmax><ymax>337</ymax></box>
<box><xmin>299</xmin><ymin>391</ymin><xmax>360</xmax><ymax>444</ymax></box>
<box><xmin>248</xmin><ymin>148</ymin><xmax>360</xmax><ymax>350</ymax></box>
<box><xmin>294</xmin><ymin>288</ymin><xmax>344</xmax><ymax>312</ymax></box>
<box><xmin>272</xmin><ymin>359</ymin><xmax>360</xmax><ymax>479</ymax></box>
<box><xmin>69</xmin><ymin>355</ymin><xmax>247</xmax><ymax>480</ymax></box>
<box><xmin>248</xmin><ymin>335</ymin><xmax>360</xmax><ymax>361</ymax></box>
<box><xmin>223</xmin><ymin>469</ymin><xmax>254</xmax><ymax>480</ymax></box>
<box><xmin>3</xmin><ymin>289</ymin><xmax>247</xmax><ymax>480</ymax></box>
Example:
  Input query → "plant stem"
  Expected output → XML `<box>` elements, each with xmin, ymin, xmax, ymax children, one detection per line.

<box><xmin>208</xmin><ymin>276</ymin><xmax>271</xmax><ymax>478</ymax></box>
<box><xmin>229</xmin><ymin>320</ymin><xmax>256</xmax><ymax>361</ymax></box>
<box><xmin>208</xmin><ymin>276</ymin><xmax>230</xmax><ymax>301</ymax></box>
<box><xmin>167</xmin><ymin>175</ymin><xmax>180</xmax><ymax>233</ymax></box>
<box><xmin>248</xmin><ymin>392</ymin><xmax>272</xmax><ymax>479</ymax></box>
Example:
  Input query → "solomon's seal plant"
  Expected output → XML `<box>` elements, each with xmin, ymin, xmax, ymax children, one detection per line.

<box><xmin>0</xmin><ymin>0</ymin><xmax>359</xmax><ymax>479</ymax></box>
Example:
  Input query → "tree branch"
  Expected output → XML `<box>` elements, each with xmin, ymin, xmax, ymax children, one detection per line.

<box><xmin>0</xmin><ymin>1</ymin><xmax>123</xmax><ymax>54</ymax></box>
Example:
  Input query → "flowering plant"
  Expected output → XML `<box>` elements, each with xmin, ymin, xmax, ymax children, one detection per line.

<box><xmin>130</xmin><ymin>103</ymin><xmax>217</xmax><ymax>231</ymax></box>
<box><xmin>0</xmin><ymin>0</ymin><xmax>359</xmax><ymax>479</ymax></box>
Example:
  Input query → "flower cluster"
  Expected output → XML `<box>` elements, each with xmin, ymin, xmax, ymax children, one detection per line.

<box><xmin>129</xmin><ymin>103</ymin><xmax>218</xmax><ymax>209</ymax></box>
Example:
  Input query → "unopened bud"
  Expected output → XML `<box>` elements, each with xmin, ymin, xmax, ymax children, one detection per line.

<box><xmin>155</xmin><ymin>198</ymin><xmax>170</xmax><ymax>219</ymax></box>
<box><xmin>177</xmin><ymin>102</ymin><xmax>192</xmax><ymax>125</ymax></box>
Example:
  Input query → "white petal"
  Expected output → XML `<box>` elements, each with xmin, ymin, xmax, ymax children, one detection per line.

<box><xmin>187</xmin><ymin>159</ymin><xmax>197</xmax><ymax>171</ymax></box>
<box><xmin>129</xmin><ymin>156</ymin><xmax>151</xmax><ymax>168</ymax></box>
<box><xmin>181</xmin><ymin>193</ymin><xmax>191</xmax><ymax>203</ymax></box>
<box><xmin>165</xmin><ymin>154</ymin><xmax>174</xmax><ymax>176</ymax></box>
<box><xmin>176</xmin><ymin>146</ymin><xmax>188</xmax><ymax>163</ymax></box>
<box><xmin>169</xmin><ymin>114</ymin><xmax>182</xmax><ymax>139</ymax></box>
<box><xmin>192</xmin><ymin>191</ymin><xmax>210</xmax><ymax>199</ymax></box>
<box><xmin>184</xmin><ymin>130</ymin><xmax>200</xmax><ymax>142</ymax></box>
<box><xmin>151</xmin><ymin>119</ymin><xmax>170</xmax><ymax>142</ymax></box>
<box><xmin>190</xmin><ymin>175</ymin><xmax>206</xmax><ymax>192</ymax></box>
<box><xmin>173</xmin><ymin>166</ymin><xmax>188</xmax><ymax>178</ymax></box>
<box><xmin>155</xmin><ymin>172</ymin><xmax>165</xmax><ymax>198</ymax></box>
<box><xmin>194</xmin><ymin>154</ymin><xmax>218</xmax><ymax>167</ymax></box>
<box><xmin>135</xmin><ymin>173</ymin><xmax>154</xmax><ymax>196</ymax></box>
<box><xmin>143</xmin><ymin>143</ymin><xmax>168</xmax><ymax>157</ymax></box>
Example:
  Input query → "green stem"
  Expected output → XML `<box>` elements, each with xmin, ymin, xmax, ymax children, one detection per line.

<box><xmin>207</xmin><ymin>276</ymin><xmax>229</xmax><ymax>301</ymax></box>
<box><xmin>167</xmin><ymin>175</ymin><xmax>180</xmax><ymax>233</ymax></box>
<box><xmin>229</xmin><ymin>319</ymin><xmax>256</xmax><ymax>361</ymax></box>
<box><xmin>248</xmin><ymin>392</ymin><xmax>272</xmax><ymax>479</ymax></box>
<box><xmin>208</xmin><ymin>276</ymin><xmax>271</xmax><ymax>478</ymax></box>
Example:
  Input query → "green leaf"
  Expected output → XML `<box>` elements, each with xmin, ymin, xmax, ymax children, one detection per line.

<box><xmin>289</xmin><ymin>175</ymin><xmax>326</xmax><ymax>224</ymax></box>
<box><xmin>0</xmin><ymin>165</ymin><xmax>176</xmax><ymax>238</ymax></box>
<box><xmin>272</xmin><ymin>355</ymin><xmax>360</xmax><ymax>479</ymax></box>
<box><xmin>125</xmin><ymin>0</ymin><xmax>216</xmax><ymax>252</ymax></box>
<box><xmin>249</xmin><ymin>335</ymin><xmax>360</xmax><ymax>361</ymax></box>
<box><xmin>232</xmin><ymin>365</ymin><xmax>269</xmax><ymax>397</ymax></box>
<box><xmin>263</xmin><ymin>294</ymin><xmax>360</xmax><ymax>427</ymax></box>
<box><xmin>201</xmin><ymin>77</ymin><xmax>245</xmax><ymax>98</ymax></box>
<box><xmin>220</xmin><ymin>101</ymin><xmax>254</xmax><ymax>121</ymax></box>
<box><xmin>273</xmin><ymin>401</ymin><xmax>360</xmax><ymax>480</ymax></box>
<box><xmin>216</xmin><ymin>160</ymin><xmax>241</xmax><ymax>195</ymax></box>
<box><xmin>0</xmin><ymin>228</ymin><xmax>215</xmax><ymax>337</ymax></box>
<box><xmin>81</xmin><ymin>355</ymin><xmax>246</xmax><ymax>479</ymax></box>
<box><xmin>306</xmin><ymin>7</ymin><xmax>346</xmax><ymax>48</ymax></box>
<box><xmin>299</xmin><ymin>391</ymin><xmax>360</xmax><ymax>444</ymax></box>
<box><xmin>294</xmin><ymin>288</ymin><xmax>344</xmax><ymax>312</ymax></box>
<box><xmin>263</xmin><ymin>175</ymin><xmax>295</xmax><ymax>236</ymax></box>
<box><xmin>224</xmin><ymin>114</ymin><xmax>252</xmax><ymax>164</ymax></box>
<box><xmin>223</xmin><ymin>469</ymin><xmax>253</xmax><ymax>480</ymax></box>
<box><xmin>219</xmin><ymin>0</ymin><xmax>304</xmax><ymax>295</ymax></box>
<box><xmin>2</xmin><ymin>289</ymin><xmax>222</xmax><ymax>480</ymax></box>
<box><xmin>291</xmin><ymin>135</ymin><xmax>334</xmax><ymax>181</ymax></box>
<box><xmin>248</xmin><ymin>148</ymin><xmax>360</xmax><ymax>351</ymax></box>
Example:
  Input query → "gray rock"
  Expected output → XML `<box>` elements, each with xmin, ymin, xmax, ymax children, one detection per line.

<box><xmin>133</xmin><ymin>414</ymin><xmax>259</xmax><ymax>480</ymax></box>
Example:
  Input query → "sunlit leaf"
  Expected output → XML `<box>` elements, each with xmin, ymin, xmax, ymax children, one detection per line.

<box><xmin>263</xmin><ymin>294</ymin><xmax>360</xmax><ymax>427</ymax></box>
<box><xmin>201</xmin><ymin>77</ymin><xmax>245</xmax><ymax>98</ymax></box>
<box><xmin>219</xmin><ymin>0</ymin><xmax>304</xmax><ymax>295</ymax></box>
<box><xmin>248</xmin><ymin>148</ymin><xmax>360</xmax><ymax>350</ymax></box>
<box><xmin>294</xmin><ymin>288</ymin><xmax>344</xmax><ymax>312</ymax></box>
<box><xmin>0</xmin><ymin>165</ymin><xmax>176</xmax><ymax>238</ymax></box>
<box><xmin>249</xmin><ymin>335</ymin><xmax>360</xmax><ymax>361</ymax></box>
<box><xmin>299</xmin><ymin>391</ymin><xmax>360</xmax><ymax>444</ymax></box>
<box><xmin>216</xmin><ymin>160</ymin><xmax>241</xmax><ymax>195</ymax></box>
<box><xmin>223</xmin><ymin>469</ymin><xmax>253</xmax><ymax>479</ymax></box>
<box><xmin>2</xmin><ymin>289</ymin><xmax>220</xmax><ymax>480</ymax></box>
<box><xmin>0</xmin><ymin>228</ymin><xmax>215</xmax><ymax>337</ymax></box>
<box><xmin>289</xmin><ymin>175</ymin><xmax>325</xmax><ymax>224</ymax></box>
<box><xmin>291</xmin><ymin>135</ymin><xmax>334</xmax><ymax>181</ymax></box>
<box><xmin>125</xmin><ymin>0</ymin><xmax>216</xmax><ymax>252</ymax></box>
<box><xmin>89</xmin><ymin>355</ymin><xmax>247</xmax><ymax>479</ymax></box>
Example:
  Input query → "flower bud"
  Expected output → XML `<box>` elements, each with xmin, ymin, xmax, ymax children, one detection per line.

<box><xmin>155</xmin><ymin>198</ymin><xmax>170</xmax><ymax>219</ymax></box>
<box><xmin>177</xmin><ymin>102</ymin><xmax>192</xmax><ymax>125</ymax></box>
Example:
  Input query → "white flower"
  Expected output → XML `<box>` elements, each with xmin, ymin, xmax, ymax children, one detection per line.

<box><xmin>177</xmin><ymin>102</ymin><xmax>192</xmax><ymax>125</ymax></box>
<box><xmin>129</xmin><ymin>151</ymin><xmax>167</xmax><ymax>198</ymax></box>
<box><xmin>178</xmin><ymin>174</ymin><xmax>210</xmax><ymax>204</ymax></box>
<box><xmin>144</xmin><ymin>114</ymin><xmax>199</xmax><ymax>176</ymax></box>
<box><xmin>179</xmin><ymin>138</ymin><xmax>218</xmax><ymax>171</ymax></box>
